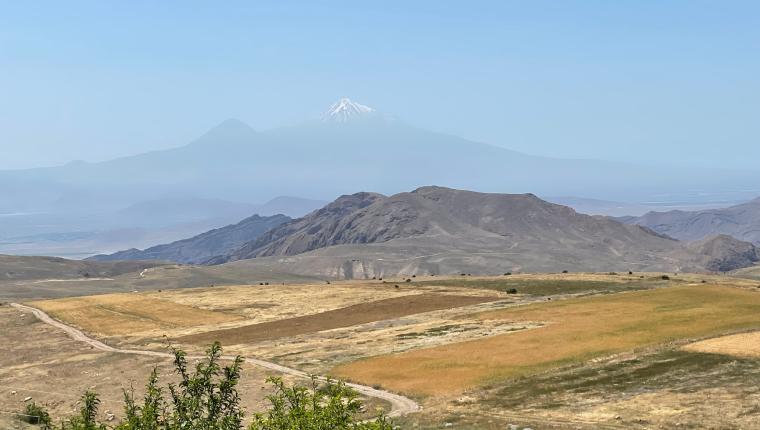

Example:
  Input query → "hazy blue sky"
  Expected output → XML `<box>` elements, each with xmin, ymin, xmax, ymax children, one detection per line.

<box><xmin>1</xmin><ymin>1</ymin><xmax>759</xmax><ymax>169</ymax></box>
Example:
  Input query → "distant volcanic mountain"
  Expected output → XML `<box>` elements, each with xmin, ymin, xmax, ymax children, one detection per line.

<box><xmin>3</xmin><ymin>98</ymin><xmax>760</xmax><ymax>219</ymax></box>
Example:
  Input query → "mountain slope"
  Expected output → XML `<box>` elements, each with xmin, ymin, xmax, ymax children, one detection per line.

<box><xmin>683</xmin><ymin>235</ymin><xmax>759</xmax><ymax>272</ymax></box>
<box><xmin>208</xmin><ymin>192</ymin><xmax>385</xmax><ymax>263</ymax></box>
<box><xmin>205</xmin><ymin>186</ymin><xmax>749</xmax><ymax>277</ymax></box>
<box><xmin>90</xmin><ymin>214</ymin><xmax>291</xmax><ymax>264</ymax></box>
<box><xmin>619</xmin><ymin>198</ymin><xmax>760</xmax><ymax>245</ymax></box>
<box><xmin>0</xmin><ymin>255</ymin><xmax>163</xmax><ymax>281</ymax></box>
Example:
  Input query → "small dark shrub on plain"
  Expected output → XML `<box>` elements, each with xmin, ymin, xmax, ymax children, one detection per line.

<box><xmin>21</xmin><ymin>402</ymin><xmax>51</xmax><ymax>427</ymax></box>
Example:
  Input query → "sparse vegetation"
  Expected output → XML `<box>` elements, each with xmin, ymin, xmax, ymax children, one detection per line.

<box><xmin>250</xmin><ymin>377</ymin><xmax>392</xmax><ymax>430</ymax></box>
<box><xmin>22</xmin><ymin>343</ymin><xmax>390</xmax><ymax>430</ymax></box>
<box><xmin>21</xmin><ymin>402</ymin><xmax>51</xmax><ymax>428</ymax></box>
<box><xmin>61</xmin><ymin>391</ymin><xmax>106</xmax><ymax>430</ymax></box>
<box><xmin>414</xmin><ymin>277</ymin><xmax>665</xmax><ymax>297</ymax></box>
<box><xmin>484</xmin><ymin>349</ymin><xmax>760</xmax><ymax>410</ymax></box>
<box><xmin>334</xmin><ymin>285</ymin><xmax>760</xmax><ymax>396</ymax></box>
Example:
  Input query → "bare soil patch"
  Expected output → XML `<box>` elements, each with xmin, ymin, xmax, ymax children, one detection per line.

<box><xmin>177</xmin><ymin>294</ymin><xmax>498</xmax><ymax>346</ymax></box>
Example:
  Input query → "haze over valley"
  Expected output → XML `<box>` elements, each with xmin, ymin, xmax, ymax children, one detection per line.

<box><xmin>2</xmin><ymin>98</ymin><xmax>758</xmax><ymax>258</ymax></box>
<box><xmin>3</xmin><ymin>3</ymin><xmax>760</xmax><ymax>429</ymax></box>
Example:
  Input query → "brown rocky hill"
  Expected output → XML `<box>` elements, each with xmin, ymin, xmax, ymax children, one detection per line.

<box><xmin>205</xmin><ymin>187</ymin><xmax>754</xmax><ymax>277</ymax></box>
<box><xmin>682</xmin><ymin>234</ymin><xmax>759</xmax><ymax>272</ymax></box>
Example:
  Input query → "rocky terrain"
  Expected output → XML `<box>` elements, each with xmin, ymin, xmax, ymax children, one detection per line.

<box><xmin>199</xmin><ymin>187</ymin><xmax>759</xmax><ymax>278</ymax></box>
<box><xmin>683</xmin><ymin>234</ymin><xmax>759</xmax><ymax>272</ymax></box>
<box><xmin>207</xmin><ymin>191</ymin><xmax>386</xmax><ymax>262</ymax></box>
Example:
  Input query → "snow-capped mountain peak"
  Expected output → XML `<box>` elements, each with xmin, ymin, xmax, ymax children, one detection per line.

<box><xmin>322</xmin><ymin>98</ymin><xmax>375</xmax><ymax>122</ymax></box>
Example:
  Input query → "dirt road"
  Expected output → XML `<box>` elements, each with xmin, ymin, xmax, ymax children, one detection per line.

<box><xmin>10</xmin><ymin>302</ymin><xmax>420</xmax><ymax>418</ymax></box>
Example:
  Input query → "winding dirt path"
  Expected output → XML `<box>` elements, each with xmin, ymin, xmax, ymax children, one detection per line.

<box><xmin>10</xmin><ymin>302</ymin><xmax>420</xmax><ymax>418</ymax></box>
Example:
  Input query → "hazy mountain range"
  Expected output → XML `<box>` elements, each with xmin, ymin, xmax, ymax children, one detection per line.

<box><xmin>0</xmin><ymin>196</ymin><xmax>324</xmax><ymax>258</ymax></box>
<box><xmin>91</xmin><ymin>214</ymin><xmax>291</xmax><ymax>264</ymax></box>
<box><xmin>3</xmin><ymin>98</ymin><xmax>759</xmax><ymax>215</ymax></box>
<box><xmin>3</xmin><ymin>98</ymin><xmax>760</xmax><ymax>259</ymax></box>
<box><xmin>95</xmin><ymin>186</ymin><xmax>759</xmax><ymax>278</ymax></box>
<box><xmin>619</xmin><ymin>198</ymin><xmax>760</xmax><ymax>245</ymax></box>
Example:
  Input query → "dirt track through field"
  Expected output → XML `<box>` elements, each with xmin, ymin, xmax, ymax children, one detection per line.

<box><xmin>177</xmin><ymin>293</ymin><xmax>498</xmax><ymax>345</ymax></box>
<box><xmin>10</xmin><ymin>303</ymin><xmax>420</xmax><ymax>418</ymax></box>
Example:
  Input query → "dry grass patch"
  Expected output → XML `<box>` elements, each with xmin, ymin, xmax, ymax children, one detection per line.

<box><xmin>682</xmin><ymin>331</ymin><xmax>760</xmax><ymax>358</ymax></box>
<box><xmin>155</xmin><ymin>282</ymin><xmax>418</xmax><ymax>323</ymax></box>
<box><xmin>30</xmin><ymin>293</ymin><xmax>240</xmax><ymax>336</ymax></box>
<box><xmin>332</xmin><ymin>285</ymin><xmax>760</xmax><ymax>396</ymax></box>
<box><xmin>177</xmin><ymin>294</ymin><xmax>498</xmax><ymax>346</ymax></box>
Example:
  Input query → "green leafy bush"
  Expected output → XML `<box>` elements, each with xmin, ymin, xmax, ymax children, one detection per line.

<box><xmin>250</xmin><ymin>376</ymin><xmax>392</xmax><ymax>430</ymax></box>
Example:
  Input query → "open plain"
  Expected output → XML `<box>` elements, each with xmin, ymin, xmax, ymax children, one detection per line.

<box><xmin>3</xmin><ymin>272</ymin><xmax>760</xmax><ymax>428</ymax></box>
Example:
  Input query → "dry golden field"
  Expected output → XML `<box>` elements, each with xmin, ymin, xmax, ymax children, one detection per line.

<box><xmin>13</xmin><ymin>272</ymin><xmax>760</xmax><ymax>429</ymax></box>
<box><xmin>683</xmin><ymin>331</ymin><xmax>760</xmax><ymax>358</ymax></box>
<box><xmin>332</xmin><ymin>284</ymin><xmax>760</xmax><ymax>396</ymax></box>
<box><xmin>29</xmin><ymin>293</ymin><xmax>242</xmax><ymax>336</ymax></box>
